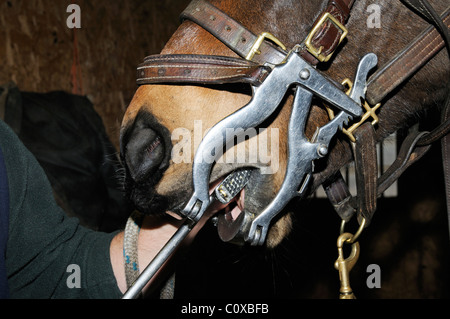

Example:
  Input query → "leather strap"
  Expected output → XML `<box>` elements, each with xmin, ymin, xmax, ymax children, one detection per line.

<box><xmin>137</xmin><ymin>54</ymin><xmax>270</xmax><ymax>86</ymax></box>
<box><xmin>180</xmin><ymin>0</ymin><xmax>355</xmax><ymax>66</ymax></box>
<box><xmin>377</xmin><ymin>129</ymin><xmax>431</xmax><ymax>196</ymax></box>
<box><xmin>367</xmin><ymin>8</ymin><xmax>450</xmax><ymax>106</ymax></box>
<box><xmin>402</xmin><ymin>0</ymin><xmax>450</xmax><ymax>41</ymax></box>
<box><xmin>324</xmin><ymin>123</ymin><xmax>378</xmax><ymax>227</ymax></box>
<box><xmin>180</xmin><ymin>0</ymin><xmax>288</xmax><ymax>65</ymax></box>
<box><xmin>352</xmin><ymin>123</ymin><xmax>378</xmax><ymax>225</ymax></box>
<box><xmin>323</xmin><ymin>170</ymin><xmax>355</xmax><ymax>222</ymax></box>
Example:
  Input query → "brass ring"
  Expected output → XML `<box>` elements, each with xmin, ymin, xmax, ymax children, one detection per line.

<box><xmin>339</xmin><ymin>217</ymin><xmax>366</xmax><ymax>244</ymax></box>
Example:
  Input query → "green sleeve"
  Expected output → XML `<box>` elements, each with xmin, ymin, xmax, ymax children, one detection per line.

<box><xmin>0</xmin><ymin>120</ymin><xmax>123</xmax><ymax>299</ymax></box>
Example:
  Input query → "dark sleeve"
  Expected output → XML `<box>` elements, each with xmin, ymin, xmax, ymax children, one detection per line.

<box><xmin>0</xmin><ymin>120</ymin><xmax>123</xmax><ymax>299</ymax></box>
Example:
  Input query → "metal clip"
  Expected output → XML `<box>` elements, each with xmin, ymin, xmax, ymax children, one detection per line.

<box><xmin>246</xmin><ymin>32</ymin><xmax>286</xmax><ymax>61</ymax></box>
<box><xmin>334</xmin><ymin>232</ymin><xmax>360</xmax><ymax>299</ymax></box>
<box><xmin>305</xmin><ymin>12</ymin><xmax>348</xmax><ymax>62</ymax></box>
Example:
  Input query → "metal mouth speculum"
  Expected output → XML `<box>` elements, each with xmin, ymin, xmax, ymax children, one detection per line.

<box><xmin>180</xmin><ymin>49</ymin><xmax>372</xmax><ymax>246</ymax></box>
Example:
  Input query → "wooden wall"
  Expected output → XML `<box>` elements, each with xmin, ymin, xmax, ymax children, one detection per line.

<box><xmin>0</xmin><ymin>0</ymin><xmax>190</xmax><ymax>148</ymax></box>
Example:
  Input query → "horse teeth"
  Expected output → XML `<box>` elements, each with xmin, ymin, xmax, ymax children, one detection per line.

<box><xmin>214</xmin><ymin>169</ymin><xmax>252</xmax><ymax>204</ymax></box>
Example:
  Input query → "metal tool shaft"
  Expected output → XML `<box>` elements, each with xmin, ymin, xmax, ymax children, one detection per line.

<box><xmin>122</xmin><ymin>219</ymin><xmax>195</xmax><ymax>299</ymax></box>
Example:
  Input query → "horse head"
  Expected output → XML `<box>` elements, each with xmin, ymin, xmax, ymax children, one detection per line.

<box><xmin>120</xmin><ymin>0</ymin><xmax>449</xmax><ymax>248</ymax></box>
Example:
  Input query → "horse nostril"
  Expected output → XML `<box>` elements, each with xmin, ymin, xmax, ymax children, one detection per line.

<box><xmin>124</xmin><ymin>126</ymin><xmax>166</xmax><ymax>182</ymax></box>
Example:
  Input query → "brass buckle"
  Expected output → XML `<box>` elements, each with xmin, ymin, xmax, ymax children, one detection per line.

<box><xmin>326</xmin><ymin>79</ymin><xmax>381</xmax><ymax>142</ymax></box>
<box><xmin>305</xmin><ymin>12</ymin><xmax>348</xmax><ymax>62</ymax></box>
<box><xmin>246</xmin><ymin>32</ymin><xmax>286</xmax><ymax>61</ymax></box>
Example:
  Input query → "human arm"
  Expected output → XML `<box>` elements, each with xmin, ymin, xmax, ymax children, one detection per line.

<box><xmin>110</xmin><ymin>202</ymin><xmax>223</xmax><ymax>295</ymax></box>
<box><xmin>1</xmin><ymin>119</ymin><xmax>122</xmax><ymax>298</ymax></box>
<box><xmin>110</xmin><ymin>214</ymin><xmax>184</xmax><ymax>294</ymax></box>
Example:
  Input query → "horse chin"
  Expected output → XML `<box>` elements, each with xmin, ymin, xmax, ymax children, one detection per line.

<box><xmin>124</xmin><ymin>174</ymin><xmax>168</xmax><ymax>216</ymax></box>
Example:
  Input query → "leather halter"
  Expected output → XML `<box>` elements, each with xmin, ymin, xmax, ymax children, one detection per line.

<box><xmin>179</xmin><ymin>0</ymin><xmax>354</xmax><ymax>65</ymax></box>
<box><xmin>137</xmin><ymin>0</ymin><xmax>355</xmax><ymax>85</ymax></box>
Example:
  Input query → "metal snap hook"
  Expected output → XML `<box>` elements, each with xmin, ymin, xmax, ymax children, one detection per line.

<box><xmin>334</xmin><ymin>232</ymin><xmax>360</xmax><ymax>299</ymax></box>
